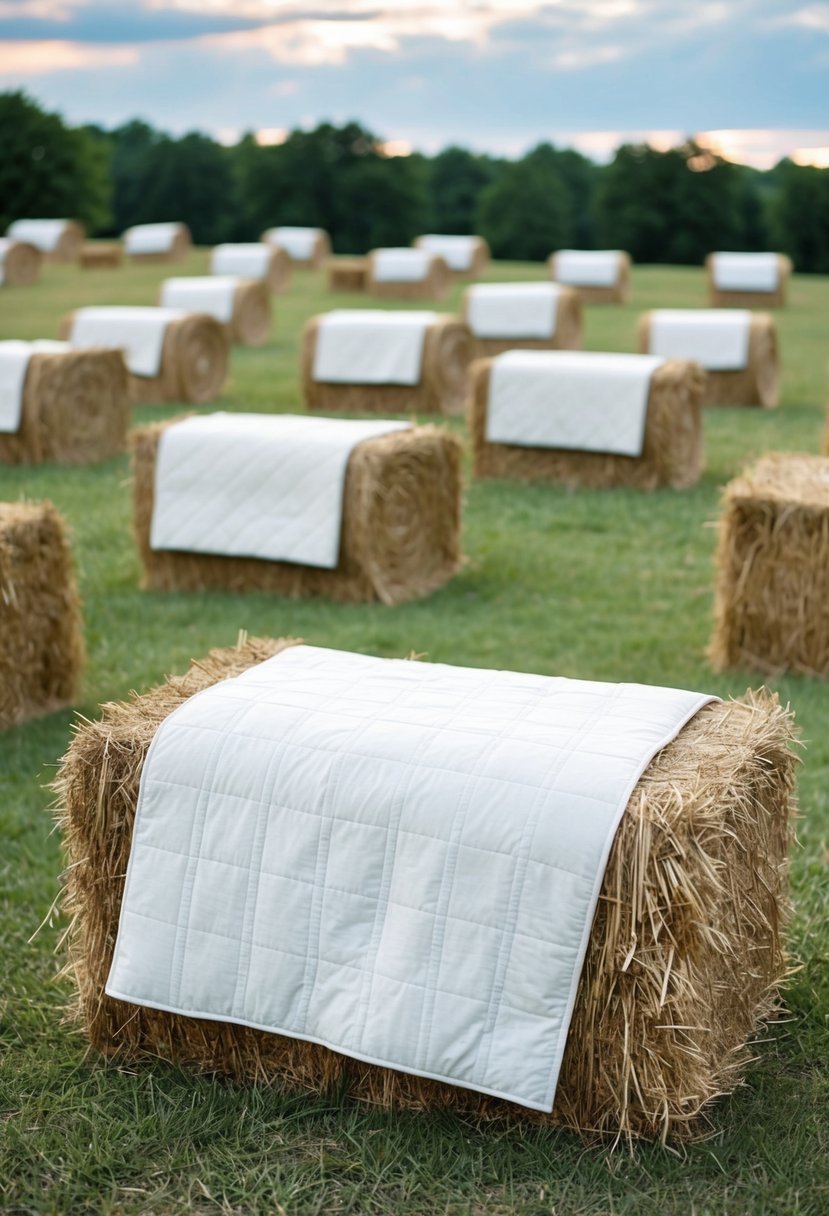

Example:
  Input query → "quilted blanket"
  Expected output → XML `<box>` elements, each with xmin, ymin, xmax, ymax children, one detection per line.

<box><xmin>0</xmin><ymin>339</ymin><xmax>69</xmax><ymax>432</ymax></box>
<box><xmin>711</xmin><ymin>252</ymin><xmax>779</xmax><ymax>292</ymax></box>
<box><xmin>69</xmin><ymin>306</ymin><xmax>185</xmax><ymax>377</ymax></box>
<box><xmin>485</xmin><ymin>350</ymin><xmax>664</xmax><ymax>458</ymax></box>
<box><xmin>160</xmin><ymin>277</ymin><xmax>238</xmax><ymax>324</ymax></box>
<box><xmin>263</xmin><ymin>227</ymin><xmax>321</xmax><ymax>259</ymax></box>
<box><xmin>466</xmin><ymin>283</ymin><xmax>561</xmax><ymax>339</ymax></box>
<box><xmin>124</xmin><ymin>223</ymin><xmax>182</xmax><ymax>255</ymax></box>
<box><xmin>106</xmin><ymin>644</ymin><xmax>713</xmax><ymax>1111</ymax></box>
<box><xmin>7</xmin><ymin>218</ymin><xmax>68</xmax><ymax>253</ymax></box>
<box><xmin>553</xmin><ymin>250</ymin><xmax>621</xmax><ymax>288</ymax></box>
<box><xmin>210</xmin><ymin>244</ymin><xmax>272</xmax><ymax>279</ymax></box>
<box><xmin>313</xmin><ymin>310</ymin><xmax>438</xmax><ymax>385</ymax></box>
<box><xmin>648</xmin><ymin>309</ymin><xmax>751</xmax><ymax>370</ymax></box>
<box><xmin>417</xmin><ymin>235</ymin><xmax>478</xmax><ymax>272</ymax></box>
<box><xmin>372</xmin><ymin>249</ymin><xmax>432</xmax><ymax>283</ymax></box>
<box><xmin>149</xmin><ymin>412</ymin><xmax>410</xmax><ymax>568</ymax></box>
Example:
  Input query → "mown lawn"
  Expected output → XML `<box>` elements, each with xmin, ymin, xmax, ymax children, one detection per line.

<box><xmin>1</xmin><ymin>255</ymin><xmax>828</xmax><ymax>1215</ymax></box>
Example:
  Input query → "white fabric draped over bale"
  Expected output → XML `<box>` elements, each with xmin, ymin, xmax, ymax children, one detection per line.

<box><xmin>68</xmin><ymin>306</ymin><xmax>186</xmax><ymax>377</ymax></box>
<box><xmin>124</xmin><ymin>223</ymin><xmax>184</xmax><ymax>256</ymax></box>
<box><xmin>485</xmin><ymin>350</ymin><xmax>665</xmax><ymax>457</ymax></box>
<box><xmin>553</xmin><ymin>250</ymin><xmax>622</xmax><ymax>288</ymax></box>
<box><xmin>647</xmin><ymin>309</ymin><xmax>751</xmax><ymax>370</ymax></box>
<box><xmin>416</xmin><ymin>234</ymin><xmax>479</xmax><ymax>272</ymax></box>
<box><xmin>7</xmin><ymin>219</ymin><xmax>69</xmax><ymax>253</ymax></box>
<box><xmin>263</xmin><ymin>227</ymin><xmax>322</xmax><ymax>260</ymax></box>
<box><xmin>149</xmin><ymin>413</ymin><xmax>410</xmax><ymax>569</ymax></box>
<box><xmin>372</xmin><ymin>248</ymin><xmax>433</xmax><ymax>283</ymax></box>
<box><xmin>0</xmin><ymin>339</ymin><xmax>69</xmax><ymax>432</ymax></box>
<box><xmin>106</xmin><ymin>642</ymin><xmax>714</xmax><ymax>1112</ymax></box>
<box><xmin>466</xmin><ymin>283</ymin><xmax>562</xmax><ymax>339</ymax></box>
<box><xmin>0</xmin><ymin>238</ymin><xmax>10</xmax><ymax>285</ymax></box>
<box><xmin>210</xmin><ymin>244</ymin><xmax>272</xmax><ymax>279</ymax></box>
<box><xmin>160</xmin><ymin>277</ymin><xmax>239</xmax><ymax>324</ymax></box>
<box><xmin>312</xmin><ymin>310</ymin><xmax>438</xmax><ymax>385</ymax></box>
<box><xmin>711</xmin><ymin>253</ymin><xmax>780</xmax><ymax>292</ymax></box>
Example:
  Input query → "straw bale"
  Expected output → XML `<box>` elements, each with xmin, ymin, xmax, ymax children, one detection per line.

<box><xmin>79</xmin><ymin>243</ymin><xmax>123</xmax><ymax>270</ymax></box>
<box><xmin>48</xmin><ymin>221</ymin><xmax>85</xmax><ymax>263</ymax></box>
<box><xmin>414</xmin><ymin>235</ymin><xmax>490</xmax><ymax>279</ymax></box>
<box><xmin>1</xmin><ymin>240</ymin><xmax>42</xmax><ymax>285</ymax></box>
<box><xmin>59</xmin><ymin>311</ymin><xmax>229</xmax><ymax>406</ymax></box>
<box><xmin>0</xmin><ymin>349</ymin><xmax>129</xmax><ymax>466</ymax></box>
<box><xmin>463</xmin><ymin>285</ymin><xmax>583</xmax><ymax>359</ymax></box>
<box><xmin>638</xmin><ymin>312</ymin><xmax>779</xmax><ymax>408</ymax></box>
<box><xmin>367</xmin><ymin>252</ymin><xmax>451</xmax><ymax>300</ymax></box>
<box><xmin>706</xmin><ymin>255</ymin><xmax>792</xmax><ymax>309</ymax></box>
<box><xmin>131</xmin><ymin>419</ymin><xmax>463</xmax><ymax>605</ymax></box>
<box><xmin>327</xmin><ymin>257</ymin><xmax>369</xmax><ymax>292</ymax></box>
<box><xmin>262</xmin><ymin>230</ymin><xmax>330</xmax><ymax>268</ymax></box>
<box><xmin>468</xmin><ymin>358</ymin><xmax>705</xmax><ymax>490</ymax></box>
<box><xmin>55</xmin><ymin>637</ymin><xmax>798</xmax><ymax>1142</ymax></box>
<box><xmin>226</xmin><ymin>280</ymin><xmax>271</xmax><ymax>346</ymax></box>
<box><xmin>0</xmin><ymin>501</ymin><xmax>84</xmax><ymax>729</ymax></box>
<box><xmin>125</xmin><ymin>224</ymin><xmax>191</xmax><ymax>264</ymax></box>
<box><xmin>302</xmin><ymin>314</ymin><xmax>473</xmax><ymax>417</ymax></box>
<box><xmin>710</xmin><ymin>452</ymin><xmax>829</xmax><ymax>676</ymax></box>
<box><xmin>549</xmin><ymin>251</ymin><xmax>631</xmax><ymax>304</ymax></box>
<box><xmin>262</xmin><ymin>246</ymin><xmax>292</xmax><ymax>292</ymax></box>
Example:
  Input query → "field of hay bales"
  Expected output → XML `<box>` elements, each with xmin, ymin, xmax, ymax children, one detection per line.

<box><xmin>1</xmin><ymin>254</ymin><xmax>828</xmax><ymax>1214</ymax></box>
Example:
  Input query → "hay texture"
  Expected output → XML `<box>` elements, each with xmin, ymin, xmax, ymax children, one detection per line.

<box><xmin>55</xmin><ymin>636</ymin><xmax>798</xmax><ymax>1143</ymax></box>
<box><xmin>710</xmin><ymin>453</ymin><xmax>829</xmax><ymax>677</ymax></box>
<box><xmin>0</xmin><ymin>239</ymin><xmax>42</xmax><ymax>286</ymax></box>
<box><xmin>124</xmin><ymin>223</ymin><xmax>191</xmax><ymax>264</ymax></box>
<box><xmin>327</xmin><ymin>257</ymin><xmax>369</xmax><ymax>293</ymax></box>
<box><xmin>80</xmin><ymin>243</ymin><xmax>123</xmax><ymax>270</ymax></box>
<box><xmin>59</xmin><ymin>311</ymin><xmax>229</xmax><ymax>406</ymax></box>
<box><xmin>302</xmin><ymin>314</ymin><xmax>473</xmax><ymax>417</ymax></box>
<box><xmin>414</xmin><ymin>235</ymin><xmax>490</xmax><ymax>278</ymax></box>
<box><xmin>132</xmin><ymin>420</ymin><xmax>463</xmax><ymax>605</ymax></box>
<box><xmin>0</xmin><ymin>501</ymin><xmax>84</xmax><ymax>730</ymax></box>
<box><xmin>706</xmin><ymin>254</ymin><xmax>792</xmax><ymax>309</ymax></box>
<box><xmin>262</xmin><ymin>229</ymin><xmax>330</xmax><ymax>269</ymax></box>
<box><xmin>463</xmin><ymin>285</ymin><xmax>583</xmax><ymax>359</ymax></box>
<box><xmin>259</xmin><ymin>247</ymin><xmax>291</xmax><ymax>292</ymax></box>
<box><xmin>638</xmin><ymin>312</ymin><xmax>779</xmax><ymax>408</ymax></box>
<box><xmin>549</xmin><ymin>251</ymin><xmax>631</xmax><ymax>304</ymax></box>
<box><xmin>367</xmin><ymin>251</ymin><xmax>451</xmax><ymax>300</ymax></box>
<box><xmin>0</xmin><ymin>349</ymin><xmax>129</xmax><ymax>467</ymax></box>
<box><xmin>468</xmin><ymin>358</ymin><xmax>705</xmax><ymax>490</ymax></box>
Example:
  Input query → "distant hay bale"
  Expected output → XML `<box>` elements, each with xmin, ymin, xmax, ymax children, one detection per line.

<box><xmin>469</xmin><ymin>357</ymin><xmax>705</xmax><ymax>490</ymax></box>
<box><xmin>0</xmin><ymin>239</ymin><xmax>42</xmax><ymax>286</ymax></box>
<box><xmin>0</xmin><ymin>501</ymin><xmax>84</xmax><ymax>730</ymax></box>
<box><xmin>79</xmin><ymin>243</ymin><xmax>123</xmax><ymax>270</ymax></box>
<box><xmin>462</xmin><ymin>284</ymin><xmax>583</xmax><ymax>359</ymax></box>
<box><xmin>326</xmin><ymin>257</ymin><xmax>369</xmax><ymax>292</ymax></box>
<box><xmin>124</xmin><ymin>223</ymin><xmax>191</xmax><ymax>264</ymax></box>
<box><xmin>367</xmin><ymin>249</ymin><xmax>451</xmax><ymax>300</ymax></box>
<box><xmin>131</xmin><ymin>419</ymin><xmax>463</xmax><ymax>605</ymax></box>
<box><xmin>638</xmin><ymin>311</ymin><xmax>779</xmax><ymax>408</ymax></box>
<box><xmin>706</xmin><ymin>253</ymin><xmax>792</xmax><ymax>309</ymax></box>
<box><xmin>710</xmin><ymin>452</ymin><xmax>829</xmax><ymax>676</ymax></box>
<box><xmin>55</xmin><ymin>637</ymin><xmax>798</xmax><ymax>1142</ymax></box>
<box><xmin>302</xmin><ymin>313</ymin><xmax>474</xmax><ymax>417</ymax></box>
<box><xmin>159</xmin><ymin>278</ymin><xmax>272</xmax><ymax>347</ymax></box>
<box><xmin>413</xmin><ymin>234</ymin><xmax>490</xmax><ymax>278</ymax></box>
<box><xmin>261</xmin><ymin>227</ymin><xmax>330</xmax><ymax>268</ymax></box>
<box><xmin>210</xmin><ymin>244</ymin><xmax>291</xmax><ymax>293</ymax></box>
<box><xmin>0</xmin><ymin>348</ymin><xmax>129</xmax><ymax>466</ymax></box>
<box><xmin>549</xmin><ymin>250</ymin><xmax>631</xmax><ymax>304</ymax></box>
<box><xmin>7</xmin><ymin>219</ymin><xmax>85</xmax><ymax>263</ymax></box>
<box><xmin>59</xmin><ymin>310</ymin><xmax>229</xmax><ymax>406</ymax></box>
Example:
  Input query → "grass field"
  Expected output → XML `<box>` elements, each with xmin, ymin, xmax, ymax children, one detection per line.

<box><xmin>1</xmin><ymin>255</ymin><xmax>828</xmax><ymax>1215</ymax></box>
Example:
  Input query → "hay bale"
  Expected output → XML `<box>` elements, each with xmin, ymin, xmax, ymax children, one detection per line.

<box><xmin>468</xmin><ymin>357</ymin><xmax>705</xmax><ymax>490</ymax></box>
<box><xmin>261</xmin><ymin>227</ymin><xmax>330</xmax><ymax>268</ymax></box>
<box><xmin>7</xmin><ymin>219</ymin><xmax>84</xmax><ymax>262</ymax></box>
<box><xmin>413</xmin><ymin>234</ymin><xmax>490</xmax><ymax>278</ymax></box>
<box><xmin>367</xmin><ymin>249</ymin><xmax>451</xmax><ymax>300</ymax></box>
<box><xmin>326</xmin><ymin>257</ymin><xmax>369</xmax><ymax>292</ymax></box>
<box><xmin>79</xmin><ymin>243</ymin><xmax>123</xmax><ymax>270</ymax></box>
<box><xmin>706</xmin><ymin>254</ymin><xmax>792</xmax><ymax>309</ymax></box>
<box><xmin>549</xmin><ymin>250</ymin><xmax>631</xmax><ymax>304</ymax></box>
<box><xmin>159</xmin><ymin>278</ymin><xmax>272</xmax><ymax>348</ymax></box>
<box><xmin>0</xmin><ymin>239</ymin><xmax>42</xmax><ymax>286</ymax></box>
<box><xmin>638</xmin><ymin>311</ymin><xmax>779</xmax><ymax>408</ymax></box>
<box><xmin>55</xmin><ymin>637</ymin><xmax>797</xmax><ymax>1142</ymax></box>
<box><xmin>132</xmin><ymin>419</ymin><xmax>463</xmax><ymax>604</ymax></box>
<box><xmin>0</xmin><ymin>501</ymin><xmax>84</xmax><ymax>729</ymax></box>
<box><xmin>210</xmin><ymin>244</ymin><xmax>291</xmax><ymax>293</ymax></box>
<box><xmin>124</xmin><ymin>223</ymin><xmax>191</xmax><ymax>264</ymax></box>
<box><xmin>463</xmin><ymin>283</ymin><xmax>583</xmax><ymax>359</ymax></box>
<box><xmin>0</xmin><ymin>348</ymin><xmax>129</xmax><ymax>466</ymax></box>
<box><xmin>302</xmin><ymin>313</ymin><xmax>473</xmax><ymax>417</ymax></box>
<box><xmin>710</xmin><ymin>453</ymin><xmax>829</xmax><ymax>676</ymax></box>
<box><xmin>59</xmin><ymin>310</ymin><xmax>229</xmax><ymax>406</ymax></box>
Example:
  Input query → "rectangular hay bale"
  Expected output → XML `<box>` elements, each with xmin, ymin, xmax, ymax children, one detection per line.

<box><xmin>706</xmin><ymin>253</ymin><xmax>792</xmax><ymax>309</ymax></box>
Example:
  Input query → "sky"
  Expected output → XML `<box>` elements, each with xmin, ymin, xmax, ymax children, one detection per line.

<box><xmin>1</xmin><ymin>0</ymin><xmax>828</xmax><ymax>168</ymax></box>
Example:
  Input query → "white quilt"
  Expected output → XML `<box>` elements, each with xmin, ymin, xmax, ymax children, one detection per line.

<box><xmin>211</xmin><ymin>244</ymin><xmax>272</xmax><ymax>279</ymax></box>
<box><xmin>647</xmin><ymin>309</ymin><xmax>751</xmax><ymax>370</ymax></box>
<box><xmin>485</xmin><ymin>350</ymin><xmax>664</xmax><ymax>458</ymax></box>
<box><xmin>68</xmin><ymin>306</ymin><xmax>186</xmax><ymax>377</ymax></box>
<box><xmin>263</xmin><ymin>227</ymin><xmax>321</xmax><ymax>260</ymax></box>
<box><xmin>711</xmin><ymin>252</ymin><xmax>779</xmax><ymax>292</ymax></box>
<box><xmin>553</xmin><ymin>250</ymin><xmax>621</xmax><ymax>288</ymax></box>
<box><xmin>7</xmin><ymin>219</ymin><xmax>68</xmax><ymax>253</ymax></box>
<box><xmin>416</xmin><ymin>235</ymin><xmax>478</xmax><ymax>272</ymax></box>
<box><xmin>313</xmin><ymin>310</ymin><xmax>438</xmax><ymax>385</ymax></box>
<box><xmin>107</xmin><ymin>643</ymin><xmax>713</xmax><ymax>1112</ymax></box>
<box><xmin>0</xmin><ymin>339</ymin><xmax>69</xmax><ymax>432</ymax></box>
<box><xmin>160</xmin><ymin>277</ymin><xmax>238</xmax><ymax>324</ymax></box>
<box><xmin>0</xmin><ymin>238</ymin><xmax>9</xmax><ymax>285</ymax></box>
<box><xmin>124</xmin><ymin>223</ymin><xmax>183</xmax><ymax>255</ymax></box>
<box><xmin>466</xmin><ymin>283</ymin><xmax>561</xmax><ymax>340</ymax></box>
<box><xmin>372</xmin><ymin>248</ymin><xmax>432</xmax><ymax>283</ymax></box>
<box><xmin>150</xmin><ymin>413</ymin><xmax>410</xmax><ymax>568</ymax></box>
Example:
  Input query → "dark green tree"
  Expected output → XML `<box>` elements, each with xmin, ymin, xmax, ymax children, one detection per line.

<box><xmin>427</xmin><ymin>146</ymin><xmax>499</xmax><ymax>234</ymax></box>
<box><xmin>771</xmin><ymin>160</ymin><xmax>829</xmax><ymax>273</ymax></box>
<box><xmin>476</xmin><ymin>146</ymin><xmax>570</xmax><ymax>261</ymax></box>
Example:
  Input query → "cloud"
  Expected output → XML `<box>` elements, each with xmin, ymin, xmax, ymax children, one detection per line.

<box><xmin>0</xmin><ymin>0</ymin><xmax>265</xmax><ymax>43</ymax></box>
<box><xmin>0</xmin><ymin>38</ymin><xmax>138</xmax><ymax>78</ymax></box>
<box><xmin>770</xmin><ymin>4</ymin><xmax>829</xmax><ymax>33</ymax></box>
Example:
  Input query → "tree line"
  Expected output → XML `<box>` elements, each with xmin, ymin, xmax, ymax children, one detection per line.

<box><xmin>2</xmin><ymin>90</ymin><xmax>828</xmax><ymax>272</ymax></box>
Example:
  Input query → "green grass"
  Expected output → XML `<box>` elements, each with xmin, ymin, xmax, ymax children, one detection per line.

<box><xmin>1</xmin><ymin>256</ymin><xmax>828</xmax><ymax>1214</ymax></box>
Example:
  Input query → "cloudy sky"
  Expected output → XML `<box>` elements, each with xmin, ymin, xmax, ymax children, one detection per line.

<box><xmin>1</xmin><ymin>0</ymin><xmax>828</xmax><ymax>167</ymax></box>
